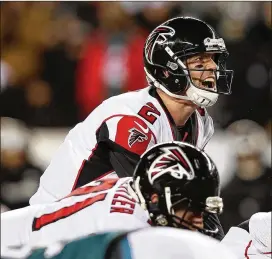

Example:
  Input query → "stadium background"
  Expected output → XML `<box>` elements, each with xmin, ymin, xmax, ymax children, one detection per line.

<box><xmin>0</xmin><ymin>1</ymin><xmax>271</xmax><ymax>232</ymax></box>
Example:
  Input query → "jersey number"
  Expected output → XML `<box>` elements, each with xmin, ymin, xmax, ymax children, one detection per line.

<box><xmin>32</xmin><ymin>179</ymin><xmax>118</xmax><ymax>231</ymax></box>
<box><xmin>138</xmin><ymin>102</ymin><xmax>161</xmax><ymax>124</ymax></box>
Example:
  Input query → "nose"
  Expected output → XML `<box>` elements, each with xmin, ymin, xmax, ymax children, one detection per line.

<box><xmin>191</xmin><ymin>211</ymin><xmax>204</xmax><ymax>222</ymax></box>
<box><xmin>192</xmin><ymin>215</ymin><xmax>204</xmax><ymax>229</ymax></box>
<box><xmin>205</xmin><ymin>58</ymin><xmax>217</xmax><ymax>71</ymax></box>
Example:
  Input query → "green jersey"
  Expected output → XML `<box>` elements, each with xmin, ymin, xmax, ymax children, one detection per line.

<box><xmin>2</xmin><ymin>232</ymin><xmax>132</xmax><ymax>259</ymax></box>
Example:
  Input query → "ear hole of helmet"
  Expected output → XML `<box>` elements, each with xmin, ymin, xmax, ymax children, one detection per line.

<box><xmin>154</xmin><ymin>66</ymin><xmax>189</xmax><ymax>94</ymax></box>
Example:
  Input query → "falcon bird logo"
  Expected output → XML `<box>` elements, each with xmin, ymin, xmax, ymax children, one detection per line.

<box><xmin>145</xmin><ymin>25</ymin><xmax>175</xmax><ymax>64</ymax></box>
<box><xmin>148</xmin><ymin>147</ymin><xmax>195</xmax><ymax>184</ymax></box>
<box><xmin>128</xmin><ymin>128</ymin><xmax>148</xmax><ymax>147</ymax></box>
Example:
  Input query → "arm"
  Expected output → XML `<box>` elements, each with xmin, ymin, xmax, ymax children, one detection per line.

<box><xmin>72</xmin><ymin>115</ymin><xmax>155</xmax><ymax>189</ymax></box>
<box><xmin>106</xmin><ymin>115</ymin><xmax>155</xmax><ymax>176</ymax></box>
<box><xmin>30</xmin><ymin>112</ymin><xmax>155</xmax><ymax>204</ymax></box>
<box><xmin>221</xmin><ymin>226</ymin><xmax>251</xmax><ymax>256</ymax></box>
<box><xmin>1</xmin><ymin>205</ymin><xmax>41</xmax><ymax>249</ymax></box>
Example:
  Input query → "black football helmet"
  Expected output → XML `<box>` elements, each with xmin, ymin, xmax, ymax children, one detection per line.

<box><xmin>132</xmin><ymin>141</ymin><xmax>223</xmax><ymax>236</ymax></box>
<box><xmin>143</xmin><ymin>16</ymin><xmax>233</xmax><ymax>107</ymax></box>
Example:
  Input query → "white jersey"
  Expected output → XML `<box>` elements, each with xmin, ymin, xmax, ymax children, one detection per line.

<box><xmin>1</xmin><ymin>177</ymin><xmax>150</xmax><ymax>249</ymax></box>
<box><xmin>128</xmin><ymin>227</ymin><xmax>238</xmax><ymax>259</ymax></box>
<box><xmin>221</xmin><ymin>212</ymin><xmax>271</xmax><ymax>258</ymax></box>
<box><xmin>30</xmin><ymin>86</ymin><xmax>214</xmax><ymax>205</ymax></box>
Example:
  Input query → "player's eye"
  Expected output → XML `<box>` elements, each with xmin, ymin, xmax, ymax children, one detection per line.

<box><xmin>194</xmin><ymin>64</ymin><xmax>204</xmax><ymax>69</ymax></box>
<box><xmin>194</xmin><ymin>57</ymin><xmax>202</xmax><ymax>62</ymax></box>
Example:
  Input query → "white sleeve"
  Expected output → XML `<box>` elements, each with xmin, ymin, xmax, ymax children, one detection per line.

<box><xmin>29</xmin><ymin>140</ymin><xmax>80</xmax><ymax>204</ymax></box>
<box><xmin>29</xmin><ymin>184</ymin><xmax>58</xmax><ymax>205</ymax></box>
<box><xmin>1</xmin><ymin>205</ymin><xmax>40</xmax><ymax>249</ymax></box>
<box><xmin>128</xmin><ymin>227</ymin><xmax>238</xmax><ymax>259</ymax></box>
<box><xmin>29</xmin><ymin>124</ymin><xmax>92</xmax><ymax>205</ymax></box>
<box><xmin>221</xmin><ymin>226</ymin><xmax>251</xmax><ymax>256</ymax></box>
<box><xmin>99</xmin><ymin>213</ymin><xmax>150</xmax><ymax>233</ymax></box>
<box><xmin>249</xmin><ymin>212</ymin><xmax>271</xmax><ymax>255</ymax></box>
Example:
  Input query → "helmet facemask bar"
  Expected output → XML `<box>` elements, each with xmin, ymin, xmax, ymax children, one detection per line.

<box><xmin>164</xmin><ymin>187</ymin><xmax>223</xmax><ymax>236</ymax></box>
<box><xmin>184</xmin><ymin>52</ymin><xmax>233</xmax><ymax>95</ymax></box>
<box><xmin>164</xmin><ymin>46</ymin><xmax>233</xmax><ymax>95</ymax></box>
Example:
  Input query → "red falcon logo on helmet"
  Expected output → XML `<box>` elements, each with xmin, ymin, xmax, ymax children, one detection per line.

<box><xmin>148</xmin><ymin>146</ymin><xmax>195</xmax><ymax>184</ymax></box>
<box><xmin>145</xmin><ymin>25</ymin><xmax>175</xmax><ymax>64</ymax></box>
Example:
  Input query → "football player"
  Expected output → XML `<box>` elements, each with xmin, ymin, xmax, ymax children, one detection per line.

<box><xmin>30</xmin><ymin>16</ymin><xmax>233</xmax><ymax>240</ymax></box>
<box><xmin>2</xmin><ymin>142</ymin><xmax>224</xmax><ymax>250</ymax></box>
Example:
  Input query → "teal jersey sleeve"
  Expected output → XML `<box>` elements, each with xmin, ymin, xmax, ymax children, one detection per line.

<box><xmin>26</xmin><ymin>232</ymin><xmax>127</xmax><ymax>259</ymax></box>
<box><xmin>1</xmin><ymin>232</ymin><xmax>133</xmax><ymax>259</ymax></box>
<box><xmin>21</xmin><ymin>232</ymin><xmax>134</xmax><ymax>259</ymax></box>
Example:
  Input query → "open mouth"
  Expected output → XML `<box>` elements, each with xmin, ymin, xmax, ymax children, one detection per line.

<box><xmin>201</xmin><ymin>77</ymin><xmax>216</xmax><ymax>90</ymax></box>
<box><xmin>191</xmin><ymin>76</ymin><xmax>217</xmax><ymax>91</ymax></box>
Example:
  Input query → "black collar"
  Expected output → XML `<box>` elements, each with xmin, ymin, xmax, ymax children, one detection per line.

<box><xmin>148</xmin><ymin>87</ymin><xmax>198</xmax><ymax>145</ymax></box>
<box><xmin>148</xmin><ymin>87</ymin><xmax>176</xmax><ymax>127</ymax></box>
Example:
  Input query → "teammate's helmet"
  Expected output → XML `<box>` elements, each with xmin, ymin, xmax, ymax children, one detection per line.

<box><xmin>132</xmin><ymin>141</ymin><xmax>223</xmax><ymax>236</ymax></box>
<box><xmin>143</xmin><ymin>16</ymin><xmax>233</xmax><ymax>107</ymax></box>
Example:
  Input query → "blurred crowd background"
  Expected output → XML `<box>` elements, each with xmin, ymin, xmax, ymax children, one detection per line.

<box><xmin>0</xmin><ymin>1</ymin><xmax>271</xmax><ymax>232</ymax></box>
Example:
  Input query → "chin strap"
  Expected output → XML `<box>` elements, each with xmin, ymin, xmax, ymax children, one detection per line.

<box><xmin>186</xmin><ymin>85</ymin><xmax>218</xmax><ymax>107</ymax></box>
